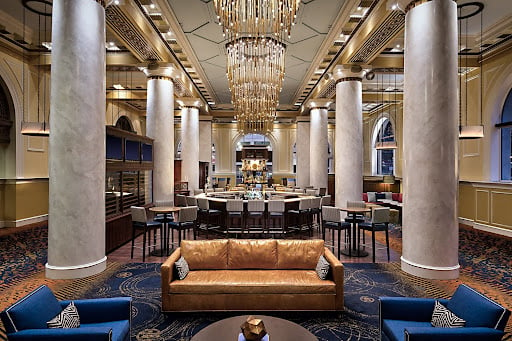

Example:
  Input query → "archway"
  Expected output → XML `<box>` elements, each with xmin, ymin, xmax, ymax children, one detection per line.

<box><xmin>371</xmin><ymin>115</ymin><xmax>395</xmax><ymax>175</ymax></box>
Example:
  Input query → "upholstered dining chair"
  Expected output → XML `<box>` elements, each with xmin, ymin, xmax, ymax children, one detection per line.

<box><xmin>358</xmin><ymin>207</ymin><xmax>390</xmax><ymax>262</ymax></box>
<box><xmin>197</xmin><ymin>197</ymin><xmax>222</xmax><ymax>239</ymax></box>
<box><xmin>175</xmin><ymin>194</ymin><xmax>188</xmax><ymax>207</ymax></box>
<box><xmin>130</xmin><ymin>206</ymin><xmax>162</xmax><ymax>262</ymax></box>
<box><xmin>321</xmin><ymin>206</ymin><xmax>351</xmax><ymax>258</ymax></box>
<box><xmin>168</xmin><ymin>206</ymin><xmax>198</xmax><ymax>245</ymax></box>
<box><xmin>0</xmin><ymin>285</ymin><xmax>131</xmax><ymax>341</ymax></box>
<box><xmin>186</xmin><ymin>195</ymin><xmax>197</xmax><ymax>206</ymax></box>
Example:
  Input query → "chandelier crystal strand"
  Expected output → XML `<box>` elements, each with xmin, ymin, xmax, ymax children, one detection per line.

<box><xmin>214</xmin><ymin>0</ymin><xmax>300</xmax><ymax>40</ymax></box>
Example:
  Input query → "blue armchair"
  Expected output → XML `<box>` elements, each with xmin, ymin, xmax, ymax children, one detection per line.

<box><xmin>380</xmin><ymin>284</ymin><xmax>510</xmax><ymax>341</ymax></box>
<box><xmin>1</xmin><ymin>285</ymin><xmax>131</xmax><ymax>341</ymax></box>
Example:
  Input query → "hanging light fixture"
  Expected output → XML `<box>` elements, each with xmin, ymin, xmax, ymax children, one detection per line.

<box><xmin>226</xmin><ymin>37</ymin><xmax>285</xmax><ymax>133</ymax></box>
<box><xmin>375</xmin><ymin>72</ymin><xmax>398</xmax><ymax>150</ymax></box>
<box><xmin>458</xmin><ymin>2</ymin><xmax>485</xmax><ymax>140</ymax></box>
<box><xmin>213</xmin><ymin>0</ymin><xmax>300</xmax><ymax>41</ymax></box>
<box><xmin>20</xmin><ymin>0</ymin><xmax>51</xmax><ymax>136</ymax></box>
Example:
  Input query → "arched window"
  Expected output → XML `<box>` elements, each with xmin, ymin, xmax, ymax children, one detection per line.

<box><xmin>115</xmin><ymin>115</ymin><xmax>134</xmax><ymax>132</ymax></box>
<box><xmin>500</xmin><ymin>89</ymin><xmax>512</xmax><ymax>180</ymax></box>
<box><xmin>372</xmin><ymin>116</ymin><xmax>395</xmax><ymax>175</ymax></box>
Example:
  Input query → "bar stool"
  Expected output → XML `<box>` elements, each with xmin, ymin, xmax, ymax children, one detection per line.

<box><xmin>267</xmin><ymin>199</ymin><xmax>286</xmax><ymax>237</ymax></box>
<box><xmin>175</xmin><ymin>194</ymin><xmax>188</xmax><ymax>207</ymax></box>
<box><xmin>197</xmin><ymin>197</ymin><xmax>222</xmax><ymax>239</ymax></box>
<box><xmin>245</xmin><ymin>200</ymin><xmax>265</xmax><ymax>235</ymax></box>
<box><xmin>310</xmin><ymin>196</ymin><xmax>322</xmax><ymax>231</ymax></box>
<box><xmin>321</xmin><ymin>206</ymin><xmax>351</xmax><ymax>258</ymax></box>
<box><xmin>130</xmin><ymin>206</ymin><xmax>163</xmax><ymax>262</ymax></box>
<box><xmin>288</xmin><ymin>197</ymin><xmax>312</xmax><ymax>236</ymax></box>
<box><xmin>168</xmin><ymin>206</ymin><xmax>198</xmax><ymax>247</ymax></box>
<box><xmin>186</xmin><ymin>196</ymin><xmax>197</xmax><ymax>206</ymax></box>
<box><xmin>358</xmin><ymin>207</ymin><xmax>390</xmax><ymax>262</ymax></box>
<box><xmin>226</xmin><ymin>199</ymin><xmax>244</xmax><ymax>236</ymax></box>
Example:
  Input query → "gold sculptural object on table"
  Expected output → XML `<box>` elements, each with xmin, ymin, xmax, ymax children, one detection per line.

<box><xmin>240</xmin><ymin>316</ymin><xmax>267</xmax><ymax>341</ymax></box>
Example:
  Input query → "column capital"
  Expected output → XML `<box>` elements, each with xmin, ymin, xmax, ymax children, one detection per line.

<box><xmin>392</xmin><ymin>0</ymin><xmax>438</xmax><ymax>13</ymax></box>
<box><xmin>333</xmin><ymin>65</ymin><xmax>364</xmax><ymax>83</ymax></box>
<box><xmin>307</xmin><ymin>99</ymin><xmax>332</xmax><ymax>110</ymax></box>
<box><xmin>177</xmin><ymin>98</ymin><xmax>202</xmax><ymax>109</ymax></box>
<box><xmin>138</xmin><ymin>62</ymin><xmax>177</xmax><ymax>80</ymax></box>
<box><xmin>296</xmin><ymin>116</ymin><xmax>310</xmax><ymax>123</ymax></box>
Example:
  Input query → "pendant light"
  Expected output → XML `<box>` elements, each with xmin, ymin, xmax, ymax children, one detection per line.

<box><xmin>20</xmin><ymin>0</ymin><xmax>51</xmax><ymax>136</ymax></box>
<box><xmin>458</xmin><ymin>2</ymin><xmax>484</xmax><ymax>140</ymax></box>
<box><xmin>375</xmin><ymin>72</ymin><xmax>397</xmax><ymax>150</ymax></box>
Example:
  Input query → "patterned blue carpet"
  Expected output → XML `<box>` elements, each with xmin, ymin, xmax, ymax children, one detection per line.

<box><xmin>82</xmin><ymin>262</ymin><xmax>439</xmax><ymax>341</ymax></box>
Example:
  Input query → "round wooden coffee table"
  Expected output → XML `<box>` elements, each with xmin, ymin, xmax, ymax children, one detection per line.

<box><xmin>191</xmin><ymin>315</ymin><xmax>317</xmax><ymax>341</ymax></box>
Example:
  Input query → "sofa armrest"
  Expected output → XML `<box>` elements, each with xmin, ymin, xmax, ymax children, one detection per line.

<box><xmin>323</xmin><ymin>247</ymin><xmax>344</xmax><ymax>310</ymax></box>
<box><xmin>380</xmin><ymin>297</ymin><xmax>449</xmax><ymax>322</ymax></box>
<box><xmin>8</xmin><ymin>327</ymin><xmax>113</xmax><ymax>341</ymax></box>
<box><xmin>404</xmin><ymin>327</ymin><xmax>504</xmax><ymax>341</ymax></box>
<box><xmin>60</xmin><ymin>297</ymin><xmax>131</xmax><ymax>324</ymax></box>
<box><xmin>161</xmin><ymin>247</ymin><xmax>181</xmax><ymax>296</ymax></box>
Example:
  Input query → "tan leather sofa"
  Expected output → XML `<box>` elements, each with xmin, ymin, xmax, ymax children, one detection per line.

<box><xmin>161</xmin><ymin>239</ymin><xmax>344</xmax><ymax>312</ymax></box>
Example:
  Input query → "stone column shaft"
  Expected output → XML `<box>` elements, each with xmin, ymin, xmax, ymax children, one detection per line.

<box><xmin>47</xmin><ymin>0</ymin><xmax>106</xmax><ymax>279</ymax></box>
<box><xmin>400</xmin><ymin>0</ymin><xmax>459</xmax><ymax>279</ymax></box>
<box><xmin>178</xmin><ymin>98</ymin><xmax>201</xmax><ymax>191</ymax></box>
<box><xmin>143</xmin><ymin>65</ymin><xmax>175</xmax><ymax>206</ymax></box>
<box><xmin>334</xmin><ymin>66</ymin><xmax>364</xmax><ymax>207</ymax></box>
<box><xmin>308</xmin><ymin>99</ymin><xmax>332</xmax><ymax>191</ymax></box>
<box><xmin>296</xmin><ymin>119</ymin><xmax>310</xmax><ymax>188</ymax></box>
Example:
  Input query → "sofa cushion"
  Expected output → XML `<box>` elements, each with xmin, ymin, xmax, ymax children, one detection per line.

<box><xmin>276</xmin><ymin>240</ymin><xmax>324</xmax><ymax>269</ymax></box>
<box><xmin>392</xmin><ymin>193</ymin><xmax>400</xmax><ymax>202</ymax></box>
<box><xmin>316</xmin><ymin>255</ymin><xmax>330</xmax><ymax>280</ymax></box>
<box><xmin>376</xmin><ymin>193</ymin><xmax>386</xmax><ymax>200</ymax></box>
<box><xmin>447</xmin><ymin>284</ymin><xmax>508</xmax><ymax>329</ymax></box>
<box><xmin>83</xmin><ymin>320</ymin><xmax>130</xmax><ymax>341</ymax></box>
<box><xmin>174</xmin><ymin>256</ymin><xmax>190</xmax><ymax>280</ymax></box>
<box><xmin>181</xmin><ymin>240</ymin><xmax>228</xmax><ymax>270</ymax></box>
<box><xmin>2</xmin><ymin>285</ymin><xmax>63</xmax><ymax>333</ymax></box>
<box><xmin>431</xmin><ymin>300</ymin><xmax>465</xmax><ymax>328</ymax></box>
<box><xmin>382</xmin><ymin>319</ymin><xmax>432</xmax><ymax>341</ymax></box>
<box><xmin>367</xmin><ymin>192</ymin><xmax>376</xmax><ymax>202</ymax></box>
<box><xmin>169</xmin><ymin>270</ymin><xmax>336</xmax><ymax>294</ymax></box>
<box><xmin>228</xmin><ymin>239</ymin><xmax>277</xmax><ymax>269</ymax></box>
<box><xmin>362</xmin><ymin>193</ymin><xmax>368</xmax><ymax>202</ymax></box>
<box><xmin>384</xmin><ymin>192</ymin><xmax>393</xmax><ymax>200</ymax></box>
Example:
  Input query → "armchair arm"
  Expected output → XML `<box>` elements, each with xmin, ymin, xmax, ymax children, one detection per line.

<box><xmin>9</xmin><ymin>327</ymin><xmax>113</xmax><ymax>341</ymax></box>
<box><xmin>404</xmin><ymin>327</ymin><xmax>504</xmax><ymax>341</ymax></box>
<box><xmin>60</xmin><ymin>297</ymin><xmax>131</xmax><ymax>324</ymax></box>
<box><xmin>161</xmin><ymin>248</ymin><xmax>181</xmax><ymax>296</ymax></box>
<box><xmin>323</xmin><ymin>247</ymin><xmax>344</xmax><ymax>310</ymax></box>
<box><xmin>380</xmin><ymin>297</ymin><xmax>450</xmax><ymax>322</ymax></box>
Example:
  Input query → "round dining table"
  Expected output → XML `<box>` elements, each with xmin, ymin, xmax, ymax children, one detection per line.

<box><xmin>148</xmin><ymin>206</ymin><xmax>181</xmax><ymax>256</ymax></box>
<box><xmin>339</xmin><ymin>207</ymin><xmax>371</xmax><ymax>257</ymax></box>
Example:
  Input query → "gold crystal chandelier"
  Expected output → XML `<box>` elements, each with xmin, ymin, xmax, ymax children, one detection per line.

<box><xmin>213</xmin><ymin>0</ymin><xmax>300</xmax><ymax>41</ymax></box>
<box><xmin>226</xmin><ymin>37</ymin><xmax>285</xmax><ymax>133</ymax></box>
<box><xmin>214</xmin><ymin>0</ymin><xmax>299</xmax><ymax>133</ymax></box>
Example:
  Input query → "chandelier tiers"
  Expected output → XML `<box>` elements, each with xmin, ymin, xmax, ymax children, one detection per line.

<box><xmin>213</xmin><ymin>0</ymin><xmax>300</xmax><ymax>41</ymax></box>
<box><xmin>226</xmin><ymin>37</ymin><xmax>286</xmax><ymax>133</ymax></box>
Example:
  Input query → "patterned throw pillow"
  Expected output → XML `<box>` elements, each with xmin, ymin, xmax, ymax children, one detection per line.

<box><xmin>315</xmin><ymin>255</ymin><xmax>330</xmax><ymax>280</ymax></box>
<box><xmin>47</xmin><ymin>302</ymin><xmax>80</xmax><ymax>328</ymax></box>
<box><xmin>431</xmin><ymin>300</ymin><xmax>466</xmax><ymax>328</ymax></box>
<box><xmin>174</xmin><ymin>256</ymin><xmax>190</xmax><ymax>280</ymax></box>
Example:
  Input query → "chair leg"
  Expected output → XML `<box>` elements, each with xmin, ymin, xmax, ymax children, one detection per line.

<box><xmin>385</xmin><ymin>224</ymin><xmax>390</xmax><ymax>262</ymax></box>
<box><xmin>142</xmin><ymin>228</ymin><xmax>147</xmax><ymax>262</ymax></box>
<box><xmin>337</xmin><ymin>228</ymin><xmax>341</xmax><ymax>259</ymax></box>
<box><xmin>131</xmin><ymin>226</ymin><xmax>136</xmax><ymax>259</ymax></box>
<box><xmin>371</xmin><ymin>229</ymin><xmax>376</xmax><ymax>263</ymax></box>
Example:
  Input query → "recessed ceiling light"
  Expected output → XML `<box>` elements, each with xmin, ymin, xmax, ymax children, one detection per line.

<box><xmin>113</xmin><ymin>84</ymin><xmax>124</xmax><ymax>90</ymax></box>
<box><xmin>149</xmin><ymin>3</ymin><xmax>156</xmax><ymax>9</ymax></box>
<box><xmin>114</xmin><ymin>0</ymin><xmax>119</xmax><ymax>4</ymax></box>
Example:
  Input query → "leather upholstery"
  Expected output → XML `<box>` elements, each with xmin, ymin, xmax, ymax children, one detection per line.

<box><xmin>161</xmin><ymin>239</ymin><xmax>344</xmax><ymax>311</ymax></box>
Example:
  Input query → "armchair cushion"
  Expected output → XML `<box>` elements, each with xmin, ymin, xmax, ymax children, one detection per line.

<box><xmin>47</xmin><ymin>302</ymin><xmax>80</xmax><ymax>328</ymax></box>
<box><xmin>431</xmin><ymin>300</ymin><xmax>465</xmax><ymax>328</ymax></box>
<box><xmin>174</xmin><ymin>256</ymin><xmax>190</xmax><ymax>280</ymax></box>
<box><xmin>315</xmin><ymin>255</ymin><xmax>330</xmax><ymax>280</ymax></box>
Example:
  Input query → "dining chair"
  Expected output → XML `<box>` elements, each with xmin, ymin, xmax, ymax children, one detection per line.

<box><xmin>168</xmin><ymin>206</ymin><xmax>198</xmax><ymax>246</ymax></box>
<box><xmin>186</xmin><ymin>195</ymin><xmax>198</xmax><ymax>206</ymax></box>
<box><xmin>358</xmin><ymin>207</ymin><xmax>390</xmax><ymax>262</ymax></box>
<box><xmin>321</xmin><ymin>206</ymin><xmax>351</xmax><ymax>258</ymax></box>
<box><xmin>175</xmin><ymin>194</ymin><xmax>188</xmax><ymax>207</ymax></box>
<box><xmin>130</xmin><ymin>206</ymin><xmax>162</xmax><ymax>262</ymax></box>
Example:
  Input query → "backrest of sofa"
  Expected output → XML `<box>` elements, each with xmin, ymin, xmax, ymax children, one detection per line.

<box><xmin>228</xmin><ymin>239</ymin><xmax>277</xmax><ymax>269</ymax></box>
<box><xmin>181</xmin><ymin>239</ymin><xmax>228</xmax><ymax>270</ymax></box>
<box><xmin>276</xmin><ymin>239</ymin><xmax>324</xmax><ymax>269</ymax></box>
<box><xmin>446</xmin><ymin>284</ymin><xmax>511</xmax><ymax>330</ymax></box>
<box><xmin>0</xmin><ymin>285</ymin><xmax>62</xmax><ymax>333</ymax></box>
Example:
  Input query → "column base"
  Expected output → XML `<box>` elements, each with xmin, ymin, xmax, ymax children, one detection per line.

<box><xmin>401</xmin><ymin>256</ymin><xmax>459</xmax><ymax>280</ymax></box>
<box><xmin>45</xmin><ymin>256</ymin><xmax>107</xmax><ymax>279</ymax></box>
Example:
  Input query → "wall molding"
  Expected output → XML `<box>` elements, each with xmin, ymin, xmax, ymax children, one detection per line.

<box><xmin>0</xmin><ymin>214</ymin><xmax>48</xmax><ymax>228</ymax></box>
<box><xmin>458</xmin><ymin>217</ymin><xmax>512</xmax><ymax>238</ymax></box>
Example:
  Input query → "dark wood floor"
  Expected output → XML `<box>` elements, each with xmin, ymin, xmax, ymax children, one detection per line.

<box><xmin>108</xmin><ymin>224</ymin><xmax>401</xmax><ymax>264</ymax></box>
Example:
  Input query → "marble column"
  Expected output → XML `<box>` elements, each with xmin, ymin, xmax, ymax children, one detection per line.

<box><xmin>308</xmin><ymin>99</ymin><xmax>332</xmax><ymax>191</ymax></box>
<box><xmin>177</xmin><ymin>98</ymin><xmax>201</xmax><ymax>192</ymax></box>
<box><xmin>295</xmin><ymin>117</ymin><xmax>310</xmax><ymax>188</ymax></box>
<box><xmin>47</xmin><ymin>0</ymin><xmax>107</xmax><ymax>279</ymax></box>
<box><xmin>398</xmin><ymin>0</ymin><xmax>459</xmax><ymax>279</ymax></box>
<box><xmin>333</xmin><ymin>65</ymin><xmax>364</xmax><ymax>207</ymax></box>
<box><xmin>199</xmin><ymin>116</ymin><xmax>213</xmax><ymax>186</ymax></box>
<box><xmin>141</xmin><ymin>63</ymin><xmax>175</xmax><ymax>206</ymax></box>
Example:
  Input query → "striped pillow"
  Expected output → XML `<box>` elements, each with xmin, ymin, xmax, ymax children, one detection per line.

<box><xmin>431</xmin><ymin>300</ymin><xmax>466</xmax><ymax>328</ymax></box>
<box><xmin>47</xmin><ymin>302</ymin><xmax>80</xmax><ymax>328</ymax></box>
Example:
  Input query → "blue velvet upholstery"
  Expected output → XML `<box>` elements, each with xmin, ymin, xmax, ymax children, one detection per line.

<box><xmin>379</xmin><ymin>284</ymin><xmax>510</xmax><ymax>341</ymax></box>
<box><xmin>1</xmin><ymin>285</ymin><xmax>131</xmax><ymax>341</ymax></box>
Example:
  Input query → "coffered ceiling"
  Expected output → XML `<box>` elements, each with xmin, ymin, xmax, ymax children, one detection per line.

<box><xmin>0</xmin><ymin>0</ymin><xmax>511</xmax><ymax>121</ymax></box>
